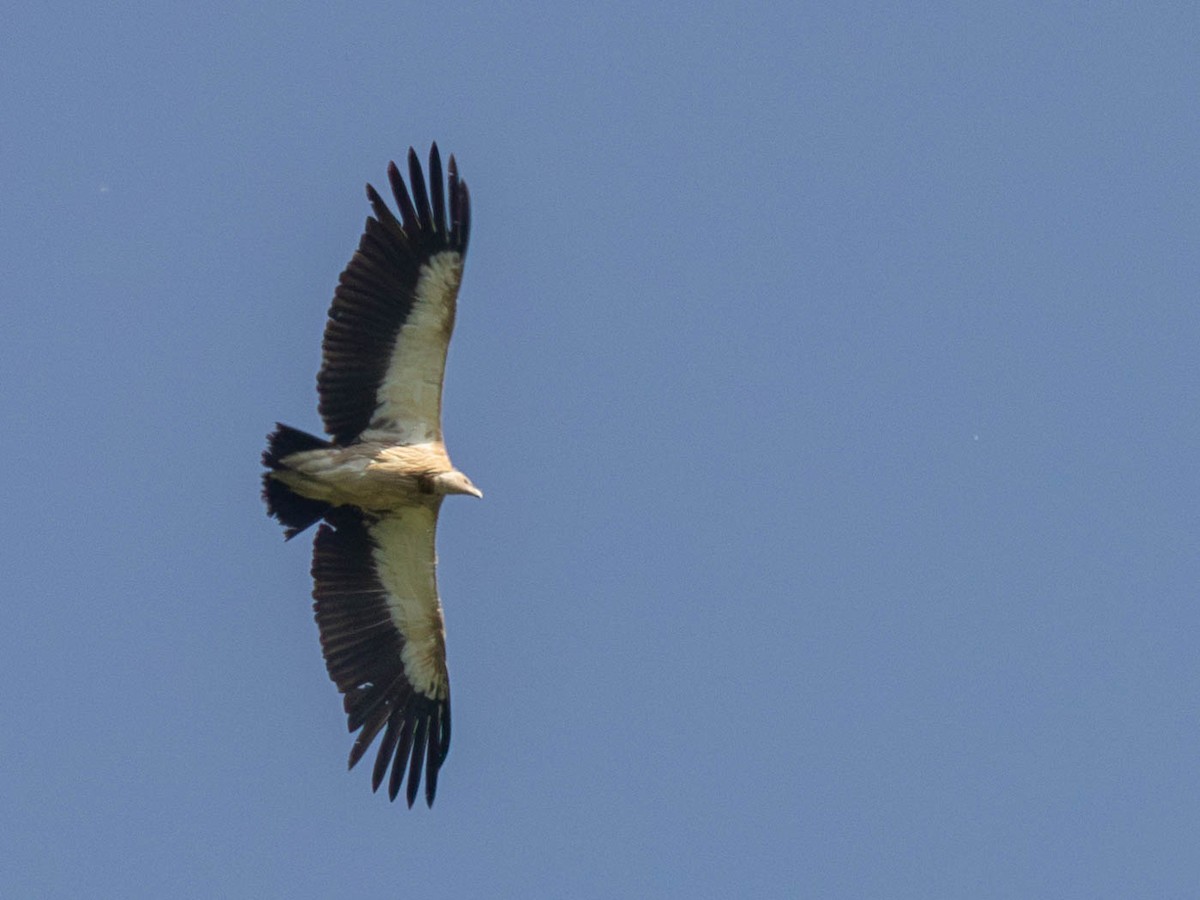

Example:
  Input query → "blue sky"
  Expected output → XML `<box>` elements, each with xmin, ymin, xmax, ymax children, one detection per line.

<box><xmin>2</xmin><ymin>2</ymin><xmax>1197</xmax><ymax>897</ymax></box>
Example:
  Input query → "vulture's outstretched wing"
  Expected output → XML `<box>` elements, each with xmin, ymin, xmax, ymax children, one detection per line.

<box><xmin>312</xmin><ymin>506</ymin><xmax>451</xmax><ymax>807</ymax></box>
<box><xmin>318</xmin><ymin>145</ymin><xmax>471</xmax><ymax>445</ymax></box>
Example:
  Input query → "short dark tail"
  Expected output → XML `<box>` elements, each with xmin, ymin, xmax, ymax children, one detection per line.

<box><xmin>262</xmin><ymin>423</ymin><xmax>334</xmax><ymax>540</ymax></box>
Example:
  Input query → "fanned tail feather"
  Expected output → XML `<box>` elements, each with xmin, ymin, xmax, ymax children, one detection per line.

<box><xmin>262</xmin><ymin>423</ymin><xmax>334</xmax><ymax>539</ymax></box>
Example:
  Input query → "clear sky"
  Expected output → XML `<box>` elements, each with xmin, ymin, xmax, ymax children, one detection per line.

<box><xmin>2</xmin><ymin>2</ymin><xmax>1197</xmax><ymax>897</ymax></box>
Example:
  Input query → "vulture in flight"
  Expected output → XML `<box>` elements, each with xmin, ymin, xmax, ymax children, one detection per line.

<box><xmin>262</xmin><ymin>144</ymin><xmax>478</xmax><ymax>807</ymax></box>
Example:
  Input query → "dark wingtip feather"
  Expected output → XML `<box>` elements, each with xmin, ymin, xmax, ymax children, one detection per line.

<box><xmin>387</xmin><ymin>159</ymin><xmax>419</xmax><ymax>232</ymax></box>
<box><xmin>348</xmin><ymin>735</ymin><xmax>369</xmax><ymax>771</ymax></box>
<box><xmin>447</xmin><ymin>156</ymin><xmax>462</xmax><ymax>249</ymax></box>
<box><xmin>424</xmin><ymin>746</ymin><xmax>439</xmax><ymax>807</ymax></box>
<box><xmin>406</xmin><ymin>716</ymin><xmax>429</xmax><ymax>807</ymax></box>
<box><xmin>371</xmin><ymin>718</ymin><xmax>401</xmax><ymax>793</ymax></box>
<box><xmin>438</xmin><ymin>696</ymin><xmax>452</xmax><ymax>765</ymax></box>
<box><xmin>347</xmin><ymin>701</ymin><xmax>390</xmax><ymax>769</ymax></box>
<box><xmin>407</xmin><ymin>147</ymin><xmax>432</xmax><ymax>231</ymax></box>
<box><xmin>459</xmin><ymin>181</ymin><xmax>471</xmax><ymax>252</ymax></box>
<box><xmin>429</xmin><ymin>144</ymin><xmax>446</xmax><ymax>236</ymax></box>
<box><xmin>388</xmin><ymin>716</ymin><xmax>416</xmax><ymax>803</ymax></box>
<box><xmin>365</xmin><ymin>183</ymin><xmax>397</xmax><ymax>231</ymax></box>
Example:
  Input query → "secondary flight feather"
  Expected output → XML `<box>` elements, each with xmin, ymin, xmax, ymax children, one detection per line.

<box><xmin>262</xmin><ymin>145</ymin><xmax>479</xmax><ymax>807</ymax></box>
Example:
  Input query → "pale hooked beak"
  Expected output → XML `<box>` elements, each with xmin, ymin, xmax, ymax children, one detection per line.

<box><xmin>467</xmin><ymin>485</ymin><xmax>484</xmax><ymax>499</ymax></box>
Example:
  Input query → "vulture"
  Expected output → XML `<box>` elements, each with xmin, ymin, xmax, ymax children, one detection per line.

<box><xmin>262</xmin><ymin>145</ymin><xmax>478</xmax><ymax>807</ymax></box>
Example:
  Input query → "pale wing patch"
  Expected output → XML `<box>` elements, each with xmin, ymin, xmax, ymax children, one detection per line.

<box><xmin>368</xmin><ymin>251</ymin><xmax>463</xmax><ymax>444</ymax></box>
<box><xmin>369</xmin><ymin>506</ymin><xmax>449</xmax><ymax>700</ymax></box>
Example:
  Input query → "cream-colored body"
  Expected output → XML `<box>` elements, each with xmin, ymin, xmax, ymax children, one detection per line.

<box><xmin>271</xmin><ymin>440</ymin><xmax>479</xmax><ymax>511</ymax></box>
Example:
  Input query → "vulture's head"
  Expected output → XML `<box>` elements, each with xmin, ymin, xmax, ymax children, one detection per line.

<box><xmin>432</xmin><ymin>470</ymin><xmax>483</xmax><ymax>499</ymax></box>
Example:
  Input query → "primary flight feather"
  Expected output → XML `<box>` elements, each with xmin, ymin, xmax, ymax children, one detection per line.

<box><xmin>262</xmin><ymin>145</ymin><xmax>478</xmax><ymax>807</ymax></box>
